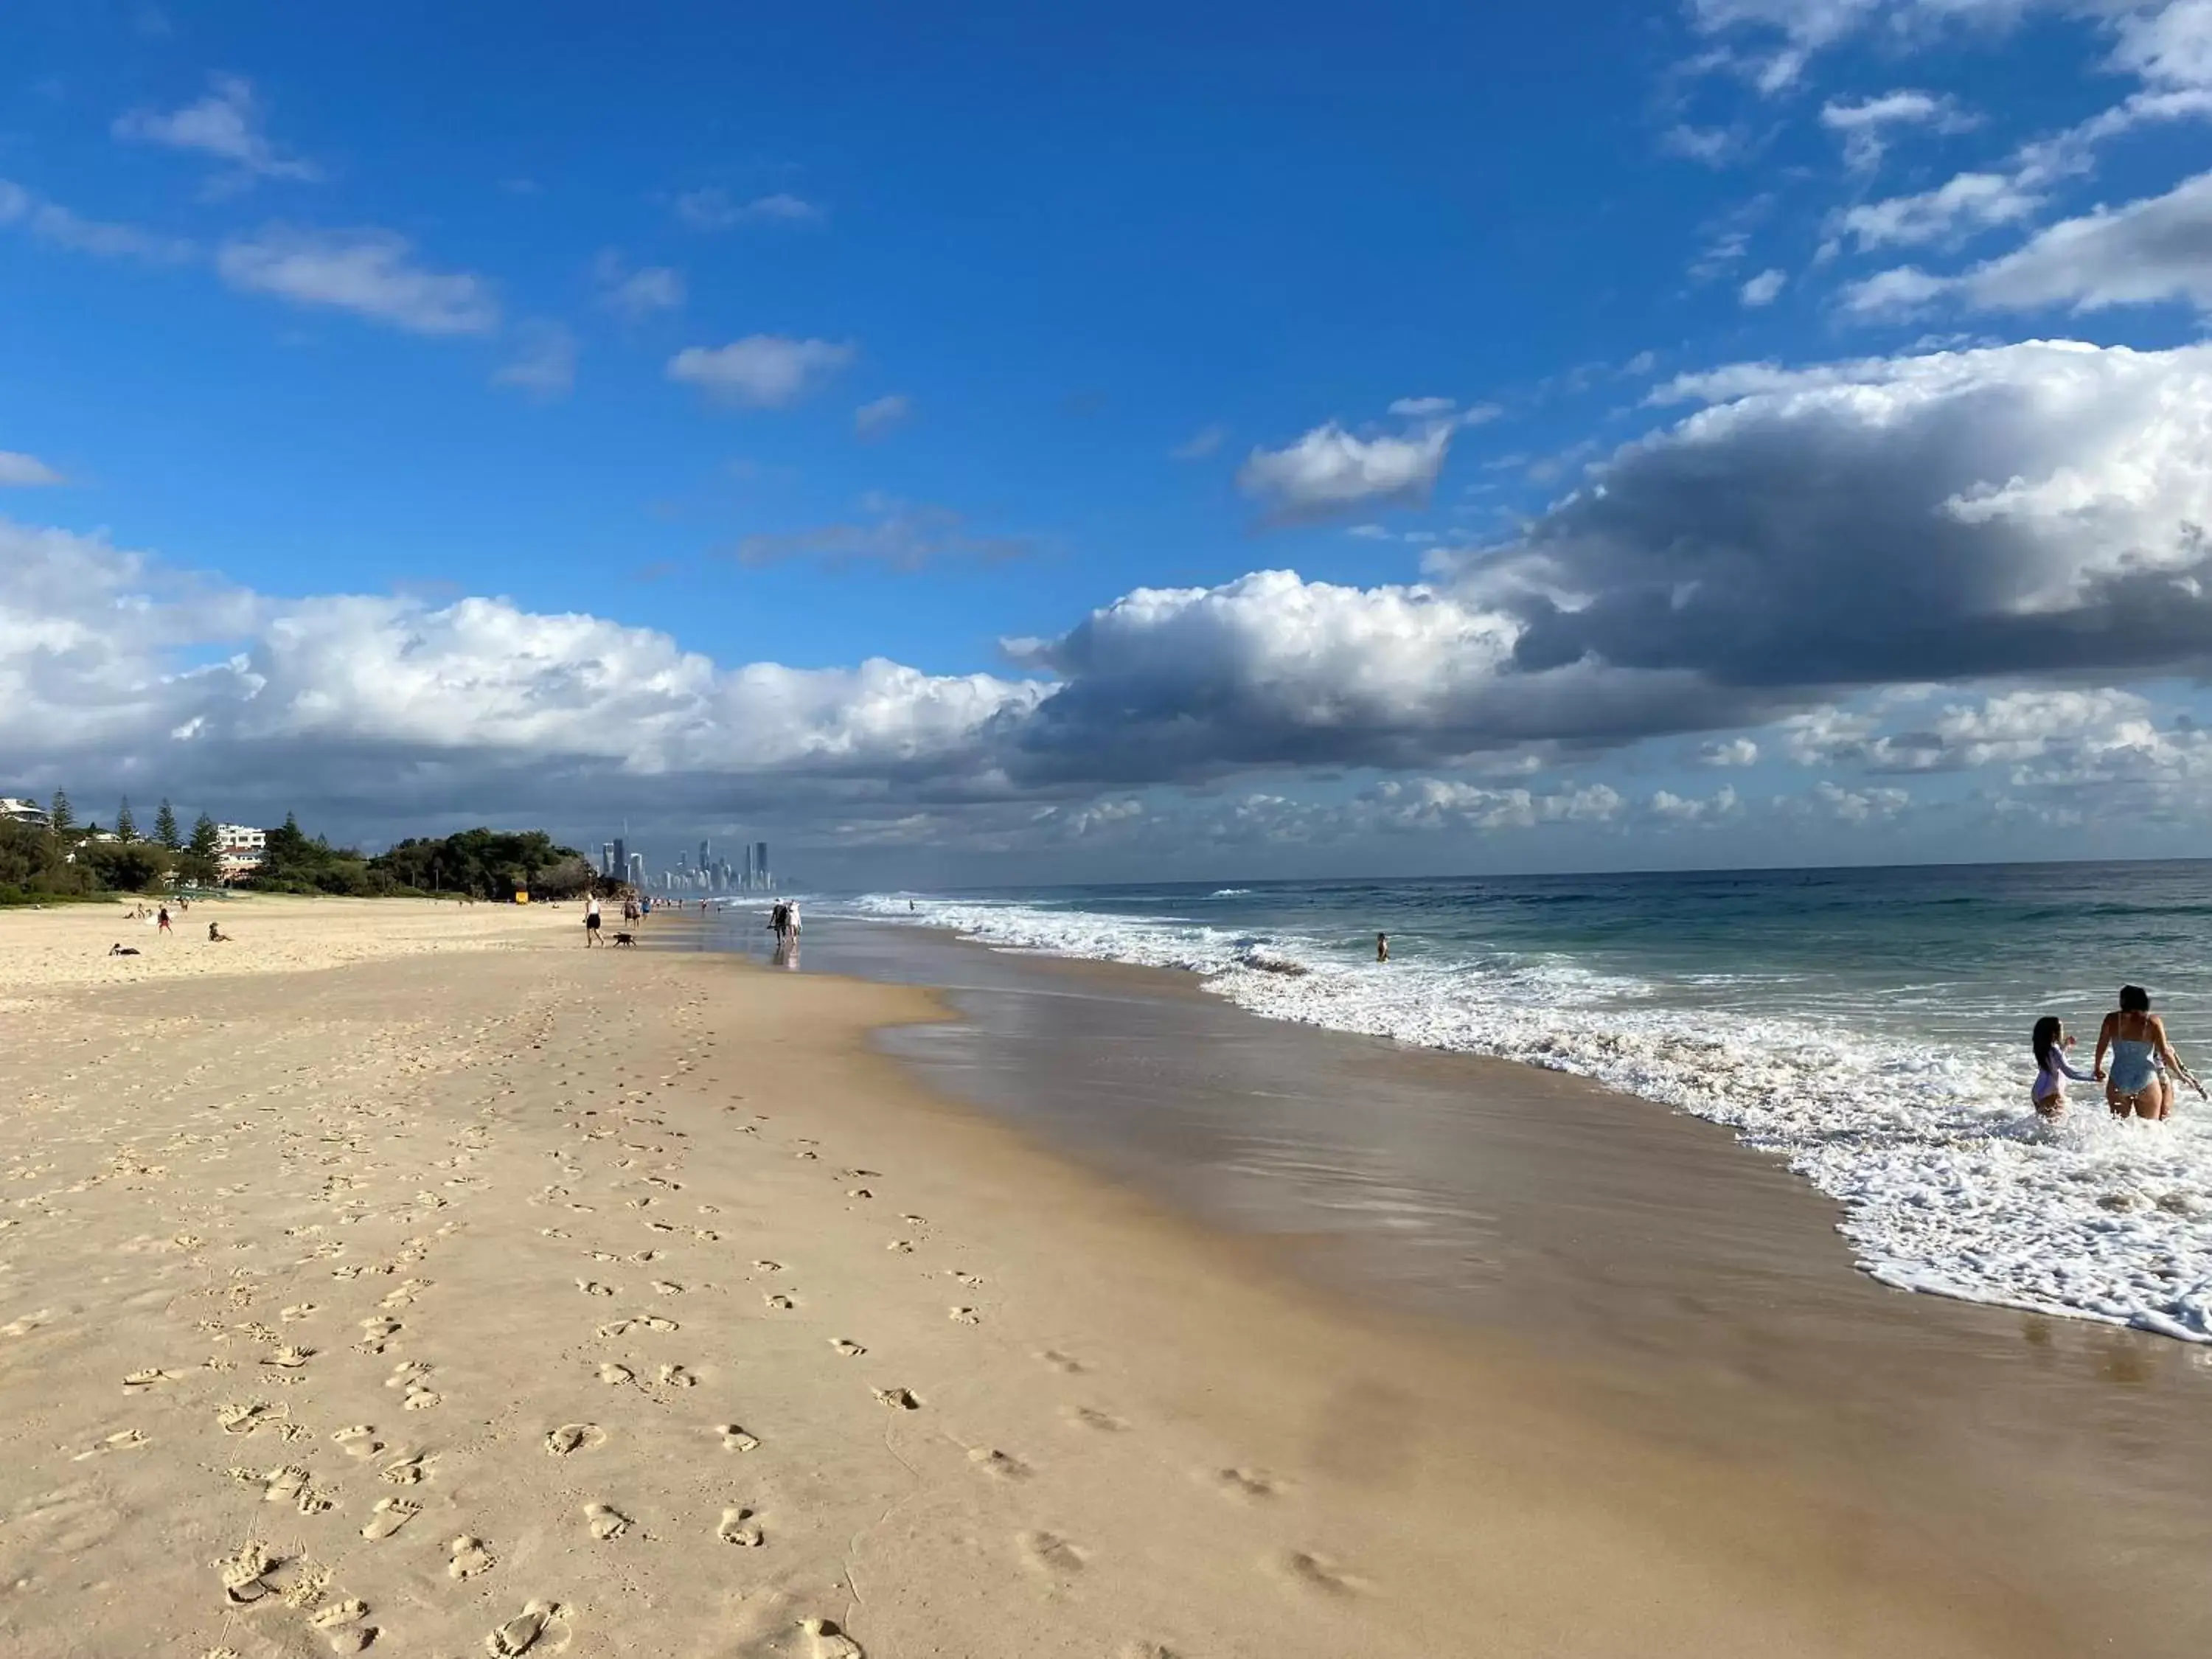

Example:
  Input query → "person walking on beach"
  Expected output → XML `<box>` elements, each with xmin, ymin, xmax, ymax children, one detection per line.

<box><xmin>2029</xmin><ymin>1017</ymin><xmax>2093</xmax><ymax>1118</ymax></box>
<box><xmin>157</xmin><ymin>905</ymin><xmax>172</xmax><ymax>936</ymax></box>
<box><xmin>2093</xmin><ymin>985</ymin><xmax>2204</xmax><ymax>1119</ymax></box>
<box><xmin>584</xmin><ymin>893</ymin><xmax>603</xmax><ymax>946</ymax></box>
<box><xmin>770</xmin><ymin>900</ymin><xmax>790</xmax><ymax>942</ymax></box>
<box><xmin>1377</xmin><ymin>931</ymin><xmax>1389</xmax><ymax>962</ymax></box>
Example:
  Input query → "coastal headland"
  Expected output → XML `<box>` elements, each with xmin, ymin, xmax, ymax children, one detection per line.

<box><xmin>0</xmin><ymin>897</ymin><xmax>2202</xmax><ymax>1657</ymax></box>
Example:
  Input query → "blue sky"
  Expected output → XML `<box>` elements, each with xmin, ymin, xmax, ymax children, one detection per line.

<box><xmin>8</xmin><ymin>1</ymin><xmax>2212</xmax><ymax>886</ymax></box>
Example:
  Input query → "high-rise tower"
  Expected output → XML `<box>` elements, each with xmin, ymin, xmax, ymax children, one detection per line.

<box><xmin>755</xmin><ymin>841</ymin><xmax>770</xmax><ymax>890</ymax></box>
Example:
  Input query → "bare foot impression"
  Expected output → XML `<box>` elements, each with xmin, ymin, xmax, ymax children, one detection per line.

<box><xmin>1214</xmin><ymin>1467</ymin><xmax>1281</xmax><ymax>1500</ymax></box>
<box><xmin>361</xmin><ymin>1496</ymin><xmax>421</xmax><ymax>1540</ymax></box>
<box><xmin>448</xmin><ymin>1534</ymin><xmax>496</xmax><ymax>1579</ymax></box>
<box><xmin>873</xmin><ymin>1387</ymin><xmax>920</xmax><ymax>1411</ymax></box>
<box><xmin>1066</xmin><ymin>1406</ymin><xmax>1127</xmax><ymax>1433</ymax></box>
<box><xmin>970</xmin><ymin>1447</ymin><xmax>1032</xmax><ymax>1481</ymax></box>
<box><xmin>486</xmin><ymin>1599</ymin><xmax>569</xmax><ymax>1656</ymax></box>
<box><xmin>1280</xmin><ymin>1551</ymin><xmax>1367</xmax><ymax>1596</ymax></box>
<box><xmin>333</xmin><ymin>1425</ymin><xmax>383</xmax><ymax>1458</ymax></box>
<box><xmin>801</xmin><ymin>1616</ymin><xmax>863</xmax><ymax>1658</ymax></box>
<box><xmin>544</xmin><ymin>1423</ymin><xmax>605</xmax><ymax>1456</ymax></box>
<box><xmin>1020</xmin><ymin>1530</ymin><xmax>1090</xmax><ymax>1576</ymax></box>
<box><xmin>583</xmin><ymin>1501</ymin><xmax>630</xmax><ymax>1541</ymax></box>
<box><xmin>717</xmin><ymin>1505</ymin><xmax>763</xmax><ymax>1546</ymax></box>
<box><xmin>830</xmin><ymin>1338</ymin><xmax>865</xmax><ymax>1357</ymax></box>
<box><xmin>597</xmin><ymin>1363</ymin><xmax>633</xmax><ymax>1385</ymax></box>
<box><xmin>657</xmin><ymin>1363</ymin><xmax>697</xmax><ymax>1388</ymax></box>
<box><xmin>716</xmin><ymin>1424</ymin><xmax>760</xmax><ymax>1453</ymax></box>
<box><xmin>310</xmin><ymin>1596</ymin><xmax>376</xmax><ymax>1654</ymax></box>
<box><xmin>1038</xmin><ymin>1350</ymin><xmax>1085</xmax><ymax>1374</ymax></box>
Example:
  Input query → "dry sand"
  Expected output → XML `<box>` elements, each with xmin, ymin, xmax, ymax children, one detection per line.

<box><xmin>0</xmin><ymin>898</ymin><xmax>2132</xmax><ymax>1655</ymax></box>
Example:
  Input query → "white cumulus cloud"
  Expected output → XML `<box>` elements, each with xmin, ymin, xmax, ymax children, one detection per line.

<box><xmin>667</xmin><ymin>335</ymin><xmax>856</xmax><ymax>408</ymax></box>
<box><xmin>218</xmin><ymin>227</ymin><xmax>498</xmax><ymax>334</ymax></box>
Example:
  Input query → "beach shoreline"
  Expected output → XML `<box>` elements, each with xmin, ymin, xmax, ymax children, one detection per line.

<box><xmin>0</xmin><ymin>897</ymin><xmax>2201</xmax><ymax>1655</ymax></box>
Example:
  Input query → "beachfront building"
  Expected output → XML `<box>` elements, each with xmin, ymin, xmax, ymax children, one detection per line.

<box><xmin>216</xmin><ymin>824</ymin><xmax>267</xmax><ymax>884</ymax></box>
<box><xmin>0</xmin><ymin>796</ymin><xmax>51</xmax><ymax>828</ymax></box>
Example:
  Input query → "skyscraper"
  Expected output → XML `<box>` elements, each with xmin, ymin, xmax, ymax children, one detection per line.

<box><xmin>599</xmin><ymin>843</ymin><xmax>614</xmax><ymax>877</ymax></box>
<box><xmin>755</xmin><ymin>841</ymin><xmax>770</xmax><ymax>890</ymax></box>
<box><xmin>743</xmin><ymin>844</ymin><xmax>754</xmax><ymax>889</ymax></box>
<box><xmin>626</xmin><ymin>852</ymin><xmax>644</xmax><ymax>888</ymax></box>
<box><xmin>698</xmin><ymin>839</ymin><xmax>711</xmax><ymax>880</ymax></box>
<box><xmin>611</xmin><ymin>838</ymin><xmax>627</xmax><ymax>883</ymax></box>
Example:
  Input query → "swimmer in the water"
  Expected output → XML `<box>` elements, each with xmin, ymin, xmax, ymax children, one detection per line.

<box><xmin>2029</xmin><ymin>1016</ymin><xmax>2091</xmax><ymax>1118</ymax></box>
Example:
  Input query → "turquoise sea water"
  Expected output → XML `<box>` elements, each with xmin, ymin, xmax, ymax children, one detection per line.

<box><xmin>830</xmin><ymin>862</ymin><xmax>2212</xmax><ymax>1340</ymax></box>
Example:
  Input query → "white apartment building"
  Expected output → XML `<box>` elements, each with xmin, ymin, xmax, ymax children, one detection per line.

<box><xmin>0</xmin><ymin>797</ymin><xmax>49</xmax><ymax>828</ymax></box>
<box><xmin>217</xmin><ymin>824</ymin><xmax>267</xmax><ymax>883</ymax></box>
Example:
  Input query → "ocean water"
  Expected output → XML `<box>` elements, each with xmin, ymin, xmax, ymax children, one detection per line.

<box><xmin>835</xmin><ymin>863</ymin><xmax>2212</xmax><ymax>1342</ymax></box>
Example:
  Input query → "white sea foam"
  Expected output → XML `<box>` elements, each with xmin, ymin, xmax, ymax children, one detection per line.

<box><xmin>846</xmin><ymin>892</ymin><xmax>2212</xmax><ymax>1343</ymax></box>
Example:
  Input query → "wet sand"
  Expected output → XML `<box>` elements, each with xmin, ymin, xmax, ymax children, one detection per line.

<box><xmin>0</xmin><ymin>897</ymin><xmax>2201</xmax><ymax>1655</ymax></box>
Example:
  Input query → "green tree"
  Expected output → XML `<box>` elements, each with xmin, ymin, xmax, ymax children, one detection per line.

<box><xmin>182</xmin><ymin>813</ymin><xmax>222</xmax><ymax>888</ymax></box>
<box><xmin>115</xmin><ymin>798</ymin><xmax>137</xmax><ymax>843</ymax></box>
<box><xmin>81</xmin><ymin>838</ymin><xmax>170</xmax><ymax>894</ymax></box>
<box><xmin>48</xmin><ymin>790</ymin><xmax>74</xmax><ymax>836</ymax></box>
<box><xmin>153</xmin><ymin>799</ymin><xmax>183</xmax><ymax>850</ymax></box>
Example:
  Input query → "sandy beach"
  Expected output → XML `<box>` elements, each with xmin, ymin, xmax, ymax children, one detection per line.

<box><xmin>0</xmin><ymin>897</ymin><xmax>2199</xmax><ymax>1657</ymax></box>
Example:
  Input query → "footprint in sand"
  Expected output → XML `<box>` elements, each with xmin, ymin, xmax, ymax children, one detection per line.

<box><xmin>657</xmin><ymin>1363</ymin><xmax>698</xmax><ymax>1388</ymax></box>
<box><xmin>122</xmin><ymin>1368</ymin><xmax>187</xmax><ymax>1388</ymax></box>
<box><xmin>357</xmin><ymin>1318</ymin><xmax>400</xmax><ymax>1352</ymax></box>
<box><xmin>447</xmin><ymin>1534</ymin><xmax>496</xmax><ymax>1579</ymax></box>
<box><xmin>217</xmin><ymin>1540</ymin><xmax>282</xmax><ymax>1606</ymax></box>
<box><xmin>873</xmin><ymin>1387</ymin><xmax>920</xmax><ymax>1411</ymax></box>
<box><xmin>830</xmin><ymin>1339</ymin><xmax>866</xmax><ymax>1357</ymax></box>
<box><xmin>1038</xmin><ymin>1350</ymin><xmax>1086</xmax><ymax>1374</ymax></box>
<box><xmin>801</xmin><ymin>1617</ymin><xmax>863</xmax><ymax>1658</ymax></box>
<box><xmin>333</xmin><ymin>1426</ymin><xmax>383</xmax><ymax>1458</ymax></box>
<box><xmin>1213</xmin><ymin>1467</ymin><xmax>1282</xmax><ymax>1500</ymax></box>
<box><xmin>716</xmin><ymin>1425</ymin><xmax>759</xmax><ymax>1453</ymax></box>
<box><xmin>582</xmin><ymin>1502</ymin><xmax>630</xmax><ymax>1541</ymax></box>
<box><xmin>885</xmin><ymin>1240</ymin><xmax>914</xmax><ymax>1254</ymax></box>
<box><xmin>752</xmin><ymin>1260</ymin><xmax>784</xmax><ymax>1273</ymax></box>
<box><xmin>650</xmin><ymin>1281</ymin><xmax>684</xmax><ymax>1295</ymax></box>
<box><xmin>846</xmin><ymin>1189</ymin><xmax>873</xmax><ymax>1200</ymax></box>
<box><xmin>1020</xmin><ymin>1530</ymin><xmax>1089</xmax><ymax>1575</ymax></box>
<box><xmin>948</xmin><ymin>1307</ymin><xmax>979</xmax><ymax>1324</ymax></box>
<box><xmin>217</xmin><ymin>1401</ymin><xmax>281</xmax><ymax>1436</ymax></box>
<box><xmin>597</xmin><ymin>1363</ymin><xmax>633</xmax><ymax>1385</ymax></box>
<box><xmin>575</xmin><ymin>1281</ymin><xmax>616</xmax><ymax>1298</ymax></box>
<box><xmin>1066</xmin><ymin>1406</ymin><xmax>1127</xmax><ymax>1433</ymax></box>
<box><xmin>310</xmin><ymin>1597</ymin><xmax>375</xmax><ymax>1653</ymax></box>
<box><xmin>487</xmin><ymin>1599</ymin><xmax>568</xmax><ymax>1655</ymax></box>
<box><xmin>72</xmin><ymin>1428</ymin><xmax>149</xmax><ymax>1461</ymax></box>
<box><xmin>1279</xmin><ymin>1551</ymin><xmax>1367</xmax><ymax>1596</ymax></box>
<box><xmin>544</xmin><ymin>1423</ymin><xmax>605</xmax><ymax>1456</ymax></box>
<box><xmin>717</xmin><ymin>1506</ymin><xmax>763</xmax><ymax>1546</ymax></box>
<box><xmin>969</xmin><ymin>1447</ymin><xmax>1032</xmax><ymax>1481</ymax></box>
<box><xmin>361</xmin><ymin>1497</ymin><xmax>421</xmax><ymax>1540</ymax></box>
<box><xmin>380</xmin><ymin>1453</ymin><xmax>430</xmax><ymax>1485</ymax></box>
<box><xmin>281</xmin><ymin>1303</ymin><xmax>319</xmax><ymax>1322</ymax></box>
<box><xmin>261</xmin><ymin>1345</ymin><xmax>314</xmax><ymax>1370</ymax></box>
<box><xmin>764</xmin><ymin>1294</ymin><xmax>796</xmax><ymax>1312</ymax></box>
<box><xmin>243</xmin><ymin>1464</ymin><xmax>332</xmax><ymax>1514</ymax></box>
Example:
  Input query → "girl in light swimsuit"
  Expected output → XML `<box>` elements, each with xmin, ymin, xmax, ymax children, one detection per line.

<box><xmin>2029</xmin><ymin>1017</ymin><xmax>2093</xmax><ymax>1118</ymax></box>
<box><xmin>2093</xmin><ymin>985</ymin><xmax>2205</xmax><ymax>1121</ymax></box>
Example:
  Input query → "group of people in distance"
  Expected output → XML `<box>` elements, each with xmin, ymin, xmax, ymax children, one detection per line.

<box><xmin>2033</xmin><ymin>985</ymin><xmax>2204</xmax><ymax>1121</ymax></box>
<box><xmin>108</xmin><ymin>901</ymin><xmax>229</xmax><ymax>955</ymax></box>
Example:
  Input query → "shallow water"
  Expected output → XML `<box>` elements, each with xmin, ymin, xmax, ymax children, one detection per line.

<box><xmin>793</xmin><ymin>863</ymin><xmax>2212</xmax><ymax>1342</ymax></box>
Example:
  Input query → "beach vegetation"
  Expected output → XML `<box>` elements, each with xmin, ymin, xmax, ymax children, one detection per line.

<box><xmin>153</xmin><ymin>799</ymin><xmax>182</xmax><ymax>851</ymax></box>
<box><xmin>370</xmin><ymin>828</ymin><xmax>600</xmax><ymax>901</ymax></box>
